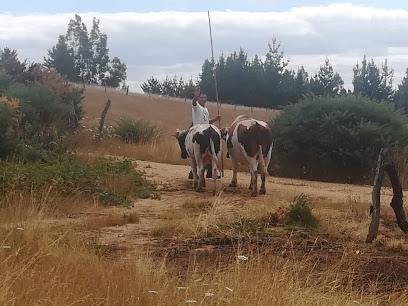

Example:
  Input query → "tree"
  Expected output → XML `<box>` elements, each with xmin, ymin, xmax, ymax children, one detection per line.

<box><xmin>263</xmin><ymin>37</ymin><xmax>293</xmax><ymax>108</ymax></box>
<box><xmin>65</xmin><ymin>14</ymin><xmax>91</xmax><ymax>82</ymax></box>
<box><xmin>292</xmin><ymin>66</ymin><xmax>309</xmax><ymax>102</ymax></box>
<box><xmin>0</xmin><ymin>48</ymin><xmax>26</xmax><ymax>80</ymax></box>
<box><xmin>378</xmin><ymin>59</ymin><xmax>394</xmax><ymax>102</ymax></box>
<box><xmin>141</xmin><ymin>77</ymin><xmax>162</xmax><ymax>94</ymax></box>
<box><xmin>395</xmin><ymin>68</ymin><xmax>408</xmax><ymax>113</ymax></box>
<box><xmin>182</xmin><ymin>78</ymin><xmax>196</xmax><ymax>99</ymax></box>
<box><xmin>199</xmin><ymin>59</ymin><xmax>216</xmax><ymax>101</ymax></box>
<box><xmin>46</xmin><ymin>14</ymin><xmax>124</xmax><ymax>86</ymax></box>
<box><xmin>89</xmin><ymin>18</ymin><xmax>109</xmax><ymax>84</ymax></box>
<box><xmin>309</xmin><ymin>58</ymin><xmax>344</xmax><ymax>97</ymax></box>
<box><xmin>44</xmin><ymin>35</ymin><xmax>75</xmax><ymax>79</ymax></box>
<box><xmin>105</xmin><ymin>57</ymin><xmax>127</xmax><ymax>88</ymax></box>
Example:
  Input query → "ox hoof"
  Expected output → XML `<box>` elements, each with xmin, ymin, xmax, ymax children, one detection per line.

<box><xmin>259</xmin><ymin>189</ymin><xmax>266</xmax><ymax>195</ymax></box>
<box><xmin>250</xmin><ymin>191</ymin><xmax>258</xmax><ymax>197</ymax></box>
<box><xmin>229</xmin><ymin>182</ymin><xmax>237</xmax><ymax>188</ymax></box>
<box><xmin>248</xmin><ymin>185</ymin><xmax>253</xmax><ymax>190</ymax></box>
<box><xmin>203</xmin><ymin>182</ymin><xmax>206</xmax><ymax>188</ymax></box>
<box><xmin>196</xmin><ymin>187</ymin><xmax>204</xmax><ymax>193</ymax></box>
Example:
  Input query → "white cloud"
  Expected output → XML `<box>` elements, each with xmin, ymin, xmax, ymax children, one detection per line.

<box><xmin>1</xmin><ymin>3</ymin><xmax>408</xmax><ymax>92</ymax></box>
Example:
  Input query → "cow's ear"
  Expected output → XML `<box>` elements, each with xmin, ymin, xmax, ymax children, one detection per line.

<box><xmin>173</xmin><ymin>129</ymin><xmax>182</xmax><ymax>138</ymax></box>
<box><xmin>220</xmin><ymin>127</ymin><xmax>228</xmax><ymax>139</ymax></box>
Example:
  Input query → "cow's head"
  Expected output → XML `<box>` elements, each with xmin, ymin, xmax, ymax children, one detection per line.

<box><xmin>173</xmin><ymin>129</ymin><xmax>188</xmax><ymax>159</ymax></box>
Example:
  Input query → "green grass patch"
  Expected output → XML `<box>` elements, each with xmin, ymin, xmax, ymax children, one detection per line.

<box><xmin>114</xmin><ymin>119</ymin><xmax>161</xmax><ymax>144</ymax></box>
<box><xmin>0</xmin><ymin>155</ymin><xmax>159</xmax><ymax>207</ymax></box>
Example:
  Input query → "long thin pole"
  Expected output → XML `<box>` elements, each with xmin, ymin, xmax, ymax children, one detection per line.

<box><xmin>208</xmin><ymin>11</ymin><xmax>219</xmax><ymax>104</ymax></box>
<box><xmin>207</xmin><ymin>11</ymin><xmax>223</xmax><ymax>177</ymax></box>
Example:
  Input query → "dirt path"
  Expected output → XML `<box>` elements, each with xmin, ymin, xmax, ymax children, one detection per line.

<box><xmin>137</xmin><ymin>160</ymin><xmax>393</xmax><ymax>204</ymax></box>
<box><xmin>89</xmin><ymin>161</ymin><xmax>394</xmax><ymax>257</ymax></box>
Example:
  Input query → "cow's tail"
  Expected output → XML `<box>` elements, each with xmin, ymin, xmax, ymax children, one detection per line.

<box><xmin>209</xmin><ymin>137</ymin><xmax>220</xmax><ymax>168</ymax></box>
<box><xmin>258</xmin><ymin>145</ymin><xmax>267</xmax><ymax>176</ymax></box>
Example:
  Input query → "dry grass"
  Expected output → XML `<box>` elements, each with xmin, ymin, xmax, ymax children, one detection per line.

<box><xmin>69</xmin><ymin>85</ymin><xmax>276</xmax><ymax>167</ymax></box>
<box><xmin>2</xmin><ymin>187</ymin><xmax>408</xmax><ymax>304</ymax></box>
<box><xmin>81</xmin><ymin>85</ymin><xmax>276</xmax><ymax>135</ymax></box>
<box><xmin>1</xmin><ymin>219</ymin><xmax>407</xmax><ymax>305</ymax></box>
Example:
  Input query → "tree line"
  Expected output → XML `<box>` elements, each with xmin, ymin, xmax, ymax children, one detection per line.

<box><xmin>44</xmin><ymin>14</ymin><xmax>127</xmax><ymax>88</ymax></box>
<box><xmin>141</xmin><ymin>38</ymin><xmax>408</xmax><ymax>111</ymax></box>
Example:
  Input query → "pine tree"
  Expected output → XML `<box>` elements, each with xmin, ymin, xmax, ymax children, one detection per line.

<box><xmin>44</xmin><ymin>35</ymin><xmax>75</xmax><ymax>80</ymax></box>
<box><xmin>105</xmin><ymin>57</ymin><xmax>127</xmax><ymax>88</ymax></box>
<box><xmin>263</xmin><ymin>37</ymin><xmax>292</xmax><ymax>107</ymax></box>
<box><xmin>310</xmin><ymin>58</ymin><xmax>343</xmax><ymax>97</ymax></box>
<box><xmin>141</xmin><ymin>76</ymin><xmax>162</xmax><ymax>94</ymax></box>
<box><xmin>292</xmin><ymin>66</ymin><xmax>309</xmax><ymax>102</ymax></box>
<box><xmin>0</xmin><ymin>48</ymin><xmax>30</xmax><ymax>83</ymax></box>
<box><xmin>182</xmin><ymin>78</ymin><xmax>196</xmax><ymax>99</ymax></box>
<box><xmin>199</xmin><ymin>59</ymin><xmax>216</xmax><ymax>101</ymax></box>
<box><xmin>378</xmin><ymin>59</ymin><xmax>394</xmax><ymax>101</ymax></box>
<box><xmin>353</xmin><ymin>56</ymin><xmax>393</xmax><ymax>101</ymax></box>
<box><xmin>395</xmin><ymin>68</ymin><xmax>408</xmax><ymax>113</ymax></box>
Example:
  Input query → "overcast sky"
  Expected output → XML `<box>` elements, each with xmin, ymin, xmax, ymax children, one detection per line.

<box><xmin>1</xmin><ymin>1</ymin><xmax>408</xmax><ymax>92</ymax></box>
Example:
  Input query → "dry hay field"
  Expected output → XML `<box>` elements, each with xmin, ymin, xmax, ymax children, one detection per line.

<box><xmin>3</xmin><ymin>85</ymin><xmax>408</xmax><ymax>305</ymax></box>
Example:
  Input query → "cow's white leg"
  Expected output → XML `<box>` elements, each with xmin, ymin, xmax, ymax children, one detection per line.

<box><xmin>229</xmin><ymin>159</ymin><xmax>238</xmax><ymax>187</ymax></box>
<box><xmin>196</xmin><ymin>161</ymin><xmax>205</xmax><ymax>192</ymax></box>
<box><xmin>190</xmin><ymin>158</ymin><xmax>198</xmax><ymax>189</ymax></box>
<box><xmin>248</xmin><ymin>158</ymin><xmax>258</xmax><ymax>197</ymax></box>
<box><xmin>260</xmin><ymin>151</ymin><xmax>272</xmax><ymax>195</ymax></box>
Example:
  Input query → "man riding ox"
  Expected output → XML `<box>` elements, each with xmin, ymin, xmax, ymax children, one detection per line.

<box><xmin>174</xmin><ymin>124</ymin><xmax>222</xmax><ymax>195</ymax></box>
<box><xmin>221</xmin><ymin>115</ymin><xmax>273</xmax><ymax>197</ymax></box>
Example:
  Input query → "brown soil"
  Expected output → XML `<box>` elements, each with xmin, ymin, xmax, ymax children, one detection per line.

<box><xmin>67</xmin><ymin>160</ymin><xmax>408</xmax><ymax>294</ymax></box>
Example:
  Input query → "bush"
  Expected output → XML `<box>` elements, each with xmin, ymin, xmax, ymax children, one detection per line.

<box><xmin>0</xmin><ymin>156</ymin><xmax>159</xmax><ymax>206</ymax></box>
<box><xmin>114</xmin><ymin>119</ymin><xmax>161</xmax><ymax>143</ymax></box>
<box><xmin>287</xmin><ymin>194</ymin><xmax>318</xmax><ymax>228</ymax></box>
<box><xmin>269</xmin><ymin>94</ymin><xmax>408</xmax><ymax>183</ymax></box>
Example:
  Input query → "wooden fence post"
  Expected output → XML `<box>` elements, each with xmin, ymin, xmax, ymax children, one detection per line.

<box><xmin>97</xmin><ymin>99</ymin><xmax>111</xmax><ymax>139</ymax></box>
<box><xmin>366</xmin><ymin>149</ymin><xmax>408</xmax><ymax>243</ymax></box>
<box><xmin>385</xmin><ymin>164</ymin><xmax>408</xmax><ymax>234</ymax></box>
<box><xmin>366</xmin><ymin>149</ymin><xmax>385</xmax><ymax>243</ymax></box>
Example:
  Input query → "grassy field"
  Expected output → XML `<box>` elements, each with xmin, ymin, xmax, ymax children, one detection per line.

<box><xmin>73</xmin><ymin>86</ymin><xmax>276</xmax><ymax>167</ymax></box>
<box><xmin>2</xmin><ymin>85</ymin><xmax>408</xmax><ymax>305</ymax></box>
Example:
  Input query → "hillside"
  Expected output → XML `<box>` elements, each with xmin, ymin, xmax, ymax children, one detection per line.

<box><xmin>81</xmin><ymin>86</ymin><xmax>277</xmax><ymax>134</ymax></box>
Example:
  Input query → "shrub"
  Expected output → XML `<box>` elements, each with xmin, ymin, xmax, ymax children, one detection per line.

<box><xmin>269</xmin><ymin>94</ymin><xmax>408</xmax><ymax>183</ymax></box>
<box><xmin>287</xmin><ymin>194</ymin><xmax>318</xmax><ymax>228</ymax></box>
<box><xmin>0</xmin><ymin>156</ymin><xmax>159</xmax><ymax>206</ymax></box>
<box><xmin>114</xmin><ymin>119</ymin><xmax>161</xmax><ymax>143</ymax></box>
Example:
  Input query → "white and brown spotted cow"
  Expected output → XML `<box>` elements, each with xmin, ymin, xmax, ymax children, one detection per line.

<box><xmin>222</xmin><ymin>115</ymin><xmax>273</xmax><ymax>196</ymax></box>
<box><xmin>174</xmin><ymin>124</ymin><xmax>222</xmax><ymax>195</ymax></box>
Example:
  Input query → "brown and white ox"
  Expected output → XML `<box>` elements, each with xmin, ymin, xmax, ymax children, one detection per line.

<box><xmin>174</xmin><ymin>124</ymin><xmax>222</xmax><ymax>195</ymax></box>
<box><xmin>222</xmin><ymin>115</ymin><xmax>273</xmax><ymax>196</ymax></box>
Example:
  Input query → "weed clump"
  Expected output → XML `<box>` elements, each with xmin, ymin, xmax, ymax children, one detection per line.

<box><xmin>287</xmin><ymin>194</ymin><xmax>318</xmax><ymax>228</ymax></box>
<box><xmin>115</xmin><ymin>119</ymin><xmax>161</xmax><ymax>144</ymax></box>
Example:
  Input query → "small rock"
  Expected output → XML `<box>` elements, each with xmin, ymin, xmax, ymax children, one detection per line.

<box><xmin>299</xmin><ymin>232</ymin><xmax>309</xmax><ymax>239</ymax></box>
